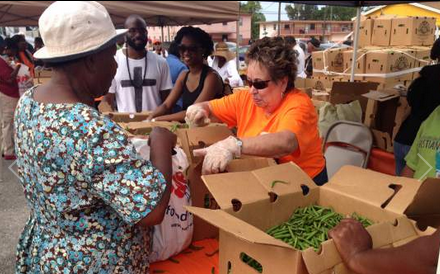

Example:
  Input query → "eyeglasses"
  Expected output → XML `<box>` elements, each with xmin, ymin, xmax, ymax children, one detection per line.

<box><xmin>247</xmin><ymin>79</ymin><xmax>271</xmax><ymax>90</ymax></box>
<box><xmin>178</xmin><ymin>44</ymin><xmax>200</xmax><ymax>53</ymax></box>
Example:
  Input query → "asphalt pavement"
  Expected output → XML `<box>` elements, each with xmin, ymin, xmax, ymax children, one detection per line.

<box><xmin>0</xmin><ymin>159</ymin><xmax>29</xmax><ymax>274</ymax></box>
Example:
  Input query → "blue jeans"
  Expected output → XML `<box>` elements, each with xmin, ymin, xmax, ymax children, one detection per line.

<box><xmin>313</xmin><ymin>166</ymin><xmax>328</xmax><ymax>186</ymax></box>
<box><xmin>394</xmin><ymin>141</ymin><xmax>412</xmax><ymax>176</ymax></box>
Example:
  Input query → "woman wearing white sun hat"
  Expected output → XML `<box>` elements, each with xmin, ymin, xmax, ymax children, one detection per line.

<box><xmin>14</xmin><ymin>2</ymin><xmax>175</xmax><ymax>273</ymax></box>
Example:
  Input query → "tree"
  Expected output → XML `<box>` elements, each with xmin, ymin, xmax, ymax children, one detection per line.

<box><xmin>286</xmin><ymin>4</ymin><xmax>357</xmax><ymax>21</ymax></box>
<box><xmin>240</xmin><ymin>1</ymin><xmax>266</xmax><ymax>40</ymax></box>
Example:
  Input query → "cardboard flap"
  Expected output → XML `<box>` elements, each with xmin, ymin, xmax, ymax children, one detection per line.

<box><xmin>186</xmin><ymin>206</ymin><xmax>292</xmax><ymax>249</ymax></box>
<box><xmin>201</xmin><ymin>171</ymin><xmax>270</xmax><ymax>210</ymax></box>
<box><xmin>185</xmin><ymin>125</ymin><xmax>232</xmax><ymax>148</ymax></box>
<box><xmin>362</xmin><ymin>90</ymin><xmax>400</xmax><ymax>102</ymax></box>
<box><xmin>251</xmin><ymin>163</ymin><xmax>317</xmax><ymax>196</ymax></box>
<box><xmin>201</xmin><ymin>163</ymin><xmax>316</xmax><ymax>210</ymax></box>
<box><xmin>324</xmin><ymin>166</ymin><xmax>420</xmax><ymax>212</ymax></box>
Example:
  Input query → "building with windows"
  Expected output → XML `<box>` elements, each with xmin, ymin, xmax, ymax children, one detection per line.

<box><xmin>258</xmin><ymin>20</ymin><xmax>353</xmax><ymax>43</ymax></box>
<box><xmin>146</xmin><ymin>14</ymin><xmax>251</xmax><ymax>45</ymax></box>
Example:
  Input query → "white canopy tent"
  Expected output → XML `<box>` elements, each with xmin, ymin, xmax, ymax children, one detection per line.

<box><xmin>0</xmin><ymin>1</ymin><xmax>239</xmax><ymax>26</ymax></box>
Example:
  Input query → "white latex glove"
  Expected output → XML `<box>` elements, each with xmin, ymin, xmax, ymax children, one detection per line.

<box><xmin>185</xmin><ymin>105</ymin><xmax>210</xmax><ymax>128</ymax></box>
<box><xmin>193</xmin><ymin>136</ymin><xmax>241</xmax><ymax>175</ymax></box>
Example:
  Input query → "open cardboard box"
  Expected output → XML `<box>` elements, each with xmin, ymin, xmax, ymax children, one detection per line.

<box><xmin>363</xmin><ymin>89</ymin><xmax>411</xmax><ymax>152</ymax></box>
<box><xmin>103</xmin><ymin>111</ymin><xmax>153</xmax><ymax>123</ymax></box>
<box><xmin>328</xmin><ymin>81</ymin><xmax>379</xmax><ymax>116</ymax></box>
<box><xmin>188</xmin><ymin>163</ymin><xmax>438</xmax><ymax>274</ymax></box>
<box><xmin>174</xmin><ymin>124</ymin><xmax>277</xmax><ymax>241</ymax></box>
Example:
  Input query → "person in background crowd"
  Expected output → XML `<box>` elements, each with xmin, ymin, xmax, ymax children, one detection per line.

<box><xmin>329</xmin><ymin>218</ymin><xmax>440</xmax><ymax>274</ymax></box>
<box><xmin>33</xmin><ymin>37</ymin><xmax>45</xmax><ymax>67</ymax></box>
<box><xmin>166</xmin><ymin>41</ymin><xmax>188</xmax><ymax>113</ymax></box>
<box><xmin>148</xmin><ymin>26</ymin><xmax>224</xmax><ymax>122</ymax></box>
<box><xmin>12</xmin><ymin>34</ymin><xmax>35</xmax><ymax>77</ymax></box>
<box><xmin>0</xmin><ymin>38</ymin><xmax>20</xmax><ymax>161</ymax></box>
<box><xmin>15</xmin><ymin>2</ymin><xmax>175</xmax><ymax>273</ymax></box>
<box><xmin>0</xmin><ymin>36</ymin><xmax>5</xmax><ymax>55</ymax></box>
<box><xmin>285</xmin><ymin>36</ymin><xmax>306</xmax><ymax>78</ymax></box>
<box><xmin>105</xmin><ymin>15</ymin><xmax>173</xmax><ymax>113</ymax></box>
<box><xmin>304</xmin><ymin>37</ymin><xmax>320</xmax><ymax>78</ymax></box>
<box><xmin>33</xmin><ymin>37</ymin><xmax>44</xmax><ymax>52</ymax></box>
<box><xmin>210</xmin><ymin>42</ymin><xmax>243</xmax><ymax>88</ymax></box>
<box><xmin>185</xmin><ymin>37</ymin><xmax>328</xmax><ymax>185</ymax></box>
<box><xmin>153</xmin><ymin>40</ymin><xmax>168</xmax><ymax>58</ymax></box>
<box><xmin>393</xmin><ymin>37</ymin><xmax>440</xmax><ymax>176</ymax></box>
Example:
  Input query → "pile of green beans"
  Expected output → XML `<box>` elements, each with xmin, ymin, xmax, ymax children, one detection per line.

<box><xmin>266</xmin><ymin>205</ymin><xmax>373</xmax><ymax>251</ymax></box>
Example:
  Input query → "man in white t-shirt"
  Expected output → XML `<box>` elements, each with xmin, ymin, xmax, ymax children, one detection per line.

<box><xmin>105</xmin><ymin>15</ymin><xmax>172</xmax><ymax>113</ymax></box>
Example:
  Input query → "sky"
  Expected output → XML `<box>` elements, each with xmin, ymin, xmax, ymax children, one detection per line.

<box><xmin>259</xmin><ymin>2</ymin><xmax>291</xmax><ymax>22</ymax></box>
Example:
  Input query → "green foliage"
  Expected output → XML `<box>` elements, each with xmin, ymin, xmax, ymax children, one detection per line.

<box><xmin>286</xmin><ymin>4</ymin><xmax>357</xmax><ymax>21</ymax></box>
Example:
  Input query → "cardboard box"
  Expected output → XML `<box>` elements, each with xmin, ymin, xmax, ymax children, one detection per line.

<box><xmin>391</xmin><ymin>17</ymin><xmax>436</xmax><ymax>46</ymax></box>
<box><xmin>343</xmin><ymin>49</ymin><xmax>368</xmax><ymax>81</ymax></box>
<box><xmin>372</xmin><ymin>17</ymin><xmax>393</xmax><ymax>46</ymax></box>
<box><xmin>310</xmin><ymin>76</ymin><xmax>343</xmax><ymax>92</ymax></box>
<box><xmin>174</xmin><ymin>125</ymin><xmax>277</xmax><ymax>241</ymax></box>
<box><xmin>119</xmin><ymin>121</ymin><xmax>186</xmax><ymax>136</ymax></box>
<box><xmin>411</xmin><ymin>46</ymin><xmax>432</xmax><ymax>80</ymax></box>
<box><xmin>365</xmin><ymin>48</ymin><xmax>415</xmax><ymax>82</ymax></box>
<box><xmin>311</xmin><ymin>51</ymin><xmax>325</xmax><ymax>77</ymax></box>
<box><xmin>358</xmin><ymin>17</ymin><xmax>374</xmax><ymax>47</ymax></box>
<box><xmin>313</xmin><ymin>48</ymin><xmax>348</xmax><ymax>76</ymax></box>
<box><xmin>329</xmin><ymin>81</ymin><xmax>379</xmax><ymax>115</ymax></box>
<box><xmin>188</xmin><ymin>157</ymin><xmax>277</xmax><ymax>241</ymax></box>
<box><xmin>104</xmin><ymin>111</ymin><xmax>152</xmax><ymax>123</ymax></box>
<box><xmin>188</xmin><ymin>163</ymin><xmax>437</xmax><ymax>274</ymax></box>
<box><xmin>363</xmin><ymin>90</ymin><xmax>411</xmax><ymax>152</ymax></box>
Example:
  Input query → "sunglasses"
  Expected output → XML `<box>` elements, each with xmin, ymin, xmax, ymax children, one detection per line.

<box><xmin>247</xmin><ymin>79</ymin><xmax>271</xmax><ymax>90</ymax></box>
<box><xmin>178</xmin><ymin>44</ymin><xmax>200</xmax><ymax>53</ymax></box>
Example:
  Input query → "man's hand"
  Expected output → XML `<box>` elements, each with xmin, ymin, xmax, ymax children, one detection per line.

<box><xmin>329</xmin><ymin>218</ymin><xmax>373</xmax><ymax>270</ymax></box>
<box><xmin>185</xmin><ymin>104</ymin><xmax>210</xmax><ymax>128</ymax></box>
<box><xmin>193</xmin><ymin>136</ymin><xmax>241</xmax><ymax>175</ymax></box>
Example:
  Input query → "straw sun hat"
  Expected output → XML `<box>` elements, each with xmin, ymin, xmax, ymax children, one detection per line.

<box><xmin>212</xmin><ymin>42</ymin><xmax>235</xmax><ymax>62</ymax></box>
<box><xmin>34</xmin><ymin>1</ymin><xmax>127</xmax><ymax>63</ymax></box>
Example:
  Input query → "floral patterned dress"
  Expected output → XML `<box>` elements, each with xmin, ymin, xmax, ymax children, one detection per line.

<box><xmin>14</xmin><ymin>88</ymin><xmax>167</xmax><ymax>273</ymax></box>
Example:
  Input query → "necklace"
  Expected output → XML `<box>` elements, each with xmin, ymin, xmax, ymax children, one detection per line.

<box><xmin>125</xmin><ymin>49</ymin><xmax>148</xmax><ymax>88</ymax></box>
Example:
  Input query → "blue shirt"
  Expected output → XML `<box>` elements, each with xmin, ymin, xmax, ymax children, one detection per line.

<box><xmin>166</xmin><ymin>54</ymin><xmax>187</xmax><ymax>85</ymax></box>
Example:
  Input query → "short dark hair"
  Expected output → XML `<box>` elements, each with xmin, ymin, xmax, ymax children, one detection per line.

<box><xmin>246</xmin><ymin>36</ymin><xmax>297</xmax><ymax>92</ymax></box>
<box><xmin>284</xmin><ymin>36</ymin><xmax>296</xmax><ymax>46</ymax></box>
<box><xmin>308</xmin><ymin>37</ymin><xmax>321</xmax><ymax>48</ymax></box>
<box><xmin>34</xmin><ymin>37</ymin><xmax>43</xmax><ymax>44</ymax></box>
<box><xmin>174</xmin><ymin>26</ymin><xmax>213</xmax><ymax>58</ymax></box>
<box><xmin>431</xmin><ymin>37</ymin><xmax>440</xmax><ymax>61</ymax></box>
<box><xmin>168</xmin><ymin>41</ymin><xmax>180</xmax><ymax>58</ymax></box>
<box><xmin>4</xmin><ymin>38</ymin><xmax>18</xmax><ymax>50</ymax></box>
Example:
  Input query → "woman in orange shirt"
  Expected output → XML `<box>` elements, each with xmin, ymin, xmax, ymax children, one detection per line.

<box><xmin>185</xmin><ymin>37</ymin><xmax>327</xmax><ymax>185</ymax></box>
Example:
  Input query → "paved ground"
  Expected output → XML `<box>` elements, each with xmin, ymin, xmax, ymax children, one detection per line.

<box><xmin>0</xmin><ymin>159</ymin><xmax>29</xmax><ymax>274</ymax></box>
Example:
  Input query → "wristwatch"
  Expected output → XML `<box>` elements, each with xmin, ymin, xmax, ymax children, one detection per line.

<box><xmin>235</xmin><ymin>137</ymin><xmax>243</xmax><ymax>158</ymax></box>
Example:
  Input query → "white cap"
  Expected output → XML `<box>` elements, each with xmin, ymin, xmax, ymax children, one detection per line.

<box><xmin>34</xmin><ymin>1</ymin><xmax>127</xmax><ymax>62</ymax></box>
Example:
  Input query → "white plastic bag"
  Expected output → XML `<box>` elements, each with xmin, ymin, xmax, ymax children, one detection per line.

<box><xmin>131</xmin><ymin>138</ymin><xmax>193</xmax><ymax>262</ymax></box>
<box><xmin>16</xmin><ymin>64</ymin><xmax>34</xmax><ymax>96</ymax></box>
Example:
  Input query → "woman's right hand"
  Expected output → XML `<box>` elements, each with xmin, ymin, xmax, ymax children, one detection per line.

<box><xmin>149</xmin><ymin>127</ymin><xmax>177</xmax><ymax>149</ymax></box>
<box><xmin>185</xmin><ymin>104</ymin><xmax>210</xmax><ymax>127</ymax></box>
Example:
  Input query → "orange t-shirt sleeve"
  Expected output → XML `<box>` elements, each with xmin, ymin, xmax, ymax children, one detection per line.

<box><xmin>209</xmin><ymin>91</ymin><xmax>243</xmax><ymax>128</ymax></box>
<box><xmin>277</xmin><ymin>97</ymin><xmax>318</xmax><ymax>158</ymax></box>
